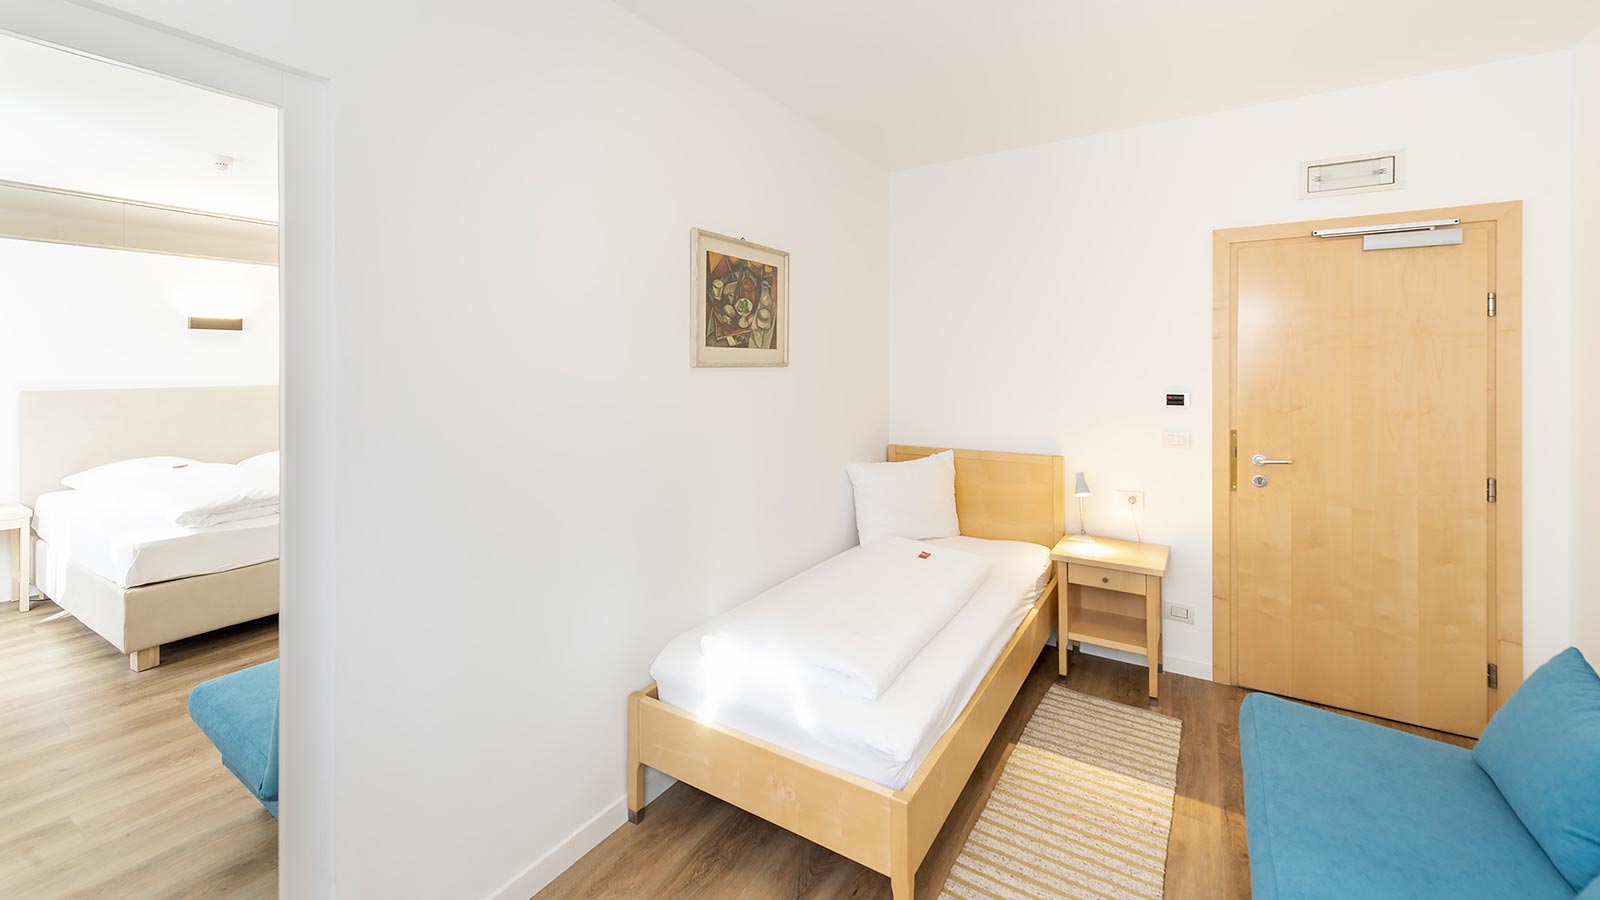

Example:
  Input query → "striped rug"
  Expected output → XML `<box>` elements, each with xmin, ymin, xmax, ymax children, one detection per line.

<box><xmin>938</xmin><ymin>686</ymin><xmax>1183</xmax><ymax>900</ymax></box>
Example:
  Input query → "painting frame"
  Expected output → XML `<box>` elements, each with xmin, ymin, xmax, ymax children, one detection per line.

<box><xmin>691</xmin><ymin>228</ymin><xmax>789</xmax><ymax>367</ymax></box>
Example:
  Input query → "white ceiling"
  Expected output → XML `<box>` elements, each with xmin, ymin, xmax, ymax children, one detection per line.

<box><xmin>0</xmin><ymin>32</ymin><xmax>278</xmax><ymax>220</ymax></box>
<box><xmin>616</xmin><ymin>0</ymin><xmax>1600</xmax><ymax>169</ymax></box>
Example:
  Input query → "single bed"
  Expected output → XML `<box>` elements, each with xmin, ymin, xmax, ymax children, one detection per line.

<box><xmin>629</xmin><ymin>445</ymin><xmax>1064</xmax><ymax>900</ymax></box>
<box><xmin>652</xmin><ymin>534</ymin><xmax>1053</xmax><ymax>789</ymax></box>
<box><xmin>19</xmin><ymin>386</ymin><xmax>280</xmax><ymax>671</ymax></box>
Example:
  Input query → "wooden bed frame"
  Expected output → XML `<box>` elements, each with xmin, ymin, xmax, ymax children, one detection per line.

<box><xmin>627</xmin><ymin>445</ymin><xmax>1065</xmax><ymax>899</ymax></box>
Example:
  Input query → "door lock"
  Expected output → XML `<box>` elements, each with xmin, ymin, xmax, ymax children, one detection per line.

<box><xmin>1251</xmin><ymin>474</ymin><xmax>1268</xmax><ymax>488</ymax></box>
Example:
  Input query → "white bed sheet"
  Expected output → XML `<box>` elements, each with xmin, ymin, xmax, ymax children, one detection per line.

<box><xmin>651</xmin><ymin>535</ymin><xmax>1052</xmax><ymax>790</ymax></box>
<box><xmin>33</xmin><ymin>490</ymin><xmax>279</xmax><ymax>589</ymax></box>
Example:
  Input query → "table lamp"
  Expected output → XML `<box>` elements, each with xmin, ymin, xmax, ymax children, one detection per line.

<box><xmin>1069</xmin><ymin>471</ymin><xmax>1095</xmax><ymax>542</ymax></box>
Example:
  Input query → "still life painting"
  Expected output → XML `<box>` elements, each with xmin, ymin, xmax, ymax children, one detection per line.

<box><xmin>691</xmin><ymin>229</ymin><xmax>789</xmax><ymax>367</ymax></box>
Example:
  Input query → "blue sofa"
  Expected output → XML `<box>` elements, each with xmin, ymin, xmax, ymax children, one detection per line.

<box><xmin>188</xmin><ymin>659</ymin><xmax>279</xmax><ymax>817</ymax></box>
<box><xmin>1241</xmin><ymin>648</ymin><xmax>1600</xmax><ymax>900</ymax></box>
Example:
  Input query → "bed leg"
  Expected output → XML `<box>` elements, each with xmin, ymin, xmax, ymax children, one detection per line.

<box><xmin>890</xmin><ymin>798</ymin><xmax>913</xmax><ymax>900</ymax></box>
<box><xmin>11</xmin><ymin>526</ymin><xmax>26</xmax><ymax>613</ymax></box>
<box><xmin>129</xmin><ymin>647</ymin><xmax>160</xmax><ymax>672</ymax></box>
<box><xmin>627</xmin><ymin>687</ymin><xmax>646</xmax><ymax>825</ymax></box>
<box><xmin>890</xmin><ymin>862</ymin><xmax>913</xmax><ymax>900</ymax></box>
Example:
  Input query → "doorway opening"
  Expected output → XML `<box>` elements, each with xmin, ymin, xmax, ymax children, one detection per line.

<box><xmin>0</xmin><ymin>27</ymin><xmax>284</xmax><ymax>898</ymax></box>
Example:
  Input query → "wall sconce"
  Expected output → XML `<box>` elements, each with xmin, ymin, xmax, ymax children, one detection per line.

<box><xmin>187</xmin><ymin>316</ymin><xmax>244</xmax><ymax>331</ymax></box>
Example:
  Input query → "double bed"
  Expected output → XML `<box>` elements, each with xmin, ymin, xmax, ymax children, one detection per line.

<box><xmin>19</xmin><ymin>386</ymin><xmax>280</xmax><ymax>671</ymax></box>
<box><xmin>629</xmin><ymin>445</ymin><xmax>1065</xmax><ymax>900</ymax></box>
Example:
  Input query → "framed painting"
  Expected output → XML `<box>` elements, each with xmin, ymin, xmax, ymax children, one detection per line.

<box><xmin>691</xmin><ymin>228</ymin><xmax>789</xmax><ymax>367</ymax></box>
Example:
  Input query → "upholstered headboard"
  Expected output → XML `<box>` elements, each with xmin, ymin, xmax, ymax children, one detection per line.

<box><xmin>886</xmin><ymin>444</ymin><xmax>1066</xmax><ymax>547</ymax></box>
<box><xmin>18</xmin><ymin>386</ymin><xmax>278</xmax><ymax>508</ymax></box>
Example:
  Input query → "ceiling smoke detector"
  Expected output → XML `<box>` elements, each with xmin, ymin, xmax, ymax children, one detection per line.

<box><xmin>214</xmin><ymin>155</ymin><xmax>235</xmax><ymax>172</ymax></box>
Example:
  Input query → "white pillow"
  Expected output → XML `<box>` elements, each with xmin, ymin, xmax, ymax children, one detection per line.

<box><xmin>239</xmin><ymin>450</ymin><xmax>280</xmax><ymax>471</ymax></box>
<box><xmin>61</xmin><ymin>457</ymin><xmax>199</xmax><ymax>493</ymax></box>
<box><xmin>99</xmin><ymin>462</ymin><xmax>279</xmax><ymax>528</ymax></box>
<box><xmin>845</xmin><ymin>450</ymin><xmax>960</xmax><ymax>545</ymax></box>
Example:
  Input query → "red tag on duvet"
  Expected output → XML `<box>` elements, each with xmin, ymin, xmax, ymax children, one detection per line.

<box><xmin>917</xmin><ymin>551</ymin><xmax>931</xmax><ymax>559</ymax></box>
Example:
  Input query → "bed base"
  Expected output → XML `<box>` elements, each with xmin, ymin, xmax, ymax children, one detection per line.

<box><xmin>33</xmin><ymin>534</ymin><xmax>279</xmax><ymax>671</ymax></box>
<box><xmin>628</xmin><ymin>573</ymin><xmax>1059</xmax><ymax>899</ymax></box>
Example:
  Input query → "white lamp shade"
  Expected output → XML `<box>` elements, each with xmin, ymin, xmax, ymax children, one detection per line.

<box><xmin>1073</xmin><ymin>471</ymin><xmax>1091</xmax><ymax>498</ymax></box>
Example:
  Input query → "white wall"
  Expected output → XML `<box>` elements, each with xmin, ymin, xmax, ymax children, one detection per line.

<box><xmin>890</xmin><ymin>52</ymin><xmax>1576</xmax><ymax>679</ymax></box>
<box><xmin>1574</xmin><ymin>29</ymin><xmax>1600</xmax><ymax>661</ymax></box>
<box><xmin>68</xmin><ymin>2</ymin><xmax>891</xmax><ymax>898</ymax></box>
<box><xmin>0</xmin><ymin>238</ymin><xmax>279</xmax><ymax>573</ymax></box>
<box><xmin>329</xmin><ymin>7</ymin><xmax>887</xmax><ymax>898</ymax></box>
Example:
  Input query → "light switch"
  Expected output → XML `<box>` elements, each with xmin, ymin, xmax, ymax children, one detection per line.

<box><xmin>1162</xmin><ymin>430</ymin><xmax>1191</xmax><ymax>450</ymax></box>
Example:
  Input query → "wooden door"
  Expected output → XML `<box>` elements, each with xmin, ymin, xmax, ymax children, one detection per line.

<box><xmin>1231</xmin><ymin>220</ymin><xmax>1496</xmax><ymax>736</ymax></box>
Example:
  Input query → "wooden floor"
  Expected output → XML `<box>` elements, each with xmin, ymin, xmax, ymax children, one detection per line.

<box><xmin>0</xmin><ymin>598</ymin><xmax>279</xmax><ymax>900</ymax></box>
<box><xmin>536</xmin><ymin>649</ymin><xmax>1471</xmax><ymax>900</ymax></box>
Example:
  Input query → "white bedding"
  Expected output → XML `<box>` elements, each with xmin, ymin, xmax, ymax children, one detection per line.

<box><xmin>652</xmin><ymin>535</ymin><xmax>1052</xmax><ymax>789</ymax></box>
<box><xmin>33</xmin><ymin>490</ymin><xmax>279</xmax><ymax>589</ymax></box>
<box><xmin>66</xmin><ymin>460</ymin><xmax>279</xmax><ymax>527</ymax></box>
<box><xmin>702</xmin><ymin>537</ymin><xmax>992</xmax><ymax>699</ymax></box>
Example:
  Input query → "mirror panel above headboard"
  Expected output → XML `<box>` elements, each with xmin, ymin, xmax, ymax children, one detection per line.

<box><xmin>18</xmin><ymin>386</ymin><xmax>278</xmax><ymax>508</ymax></box>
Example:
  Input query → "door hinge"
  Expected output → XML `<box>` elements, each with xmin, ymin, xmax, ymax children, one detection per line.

<box><xmin>1488</xmin><ymin>663</ymin><xmax>1499</xmax><ymax>690</ymax></box>
<box><xmin>1487</xmin><ymin>477</ymin><xmax>1497</xmax><ymax>503</ymax></box>
<box><xmin>1488</xmin><ymin>291</ymin><xmax>1497</xmax><ymax>317</ymax></box>
<box><xmin>1230</xmin><ymin>430</ymin><xmax>1238</xmax><ymax>492</ymax></box>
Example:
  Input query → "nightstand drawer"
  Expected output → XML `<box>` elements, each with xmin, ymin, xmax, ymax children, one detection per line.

<box><xmin>1067</xmin><ymin>563</ymin><xmax>1146</xmax><ymax>595</ymax></box>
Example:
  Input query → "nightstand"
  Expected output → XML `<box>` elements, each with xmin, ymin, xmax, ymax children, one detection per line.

<box><xmin>1</xmin><ymin>504</ymin><xmax>32</xmax><ymax>612</ymax></box>
<box><xmin>1050</xmin><ymin>535</ymin><xmax>1170</xmax><ymax>703</ymax></box>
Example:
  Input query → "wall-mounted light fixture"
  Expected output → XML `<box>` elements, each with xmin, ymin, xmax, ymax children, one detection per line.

<box><xmin>187</xmin><ymin>316</ymin><xmax>244</xmax><ymax>331</ymax></box>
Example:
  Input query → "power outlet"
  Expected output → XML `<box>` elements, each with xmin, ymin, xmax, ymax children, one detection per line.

<box><xmin>1166</xmin><ymin>603</ymin><xmax>1193</xmax><ymax>623</ymax></box>
<box><xmin>1118</xmin><ymin>489</ymin><xmax>1145</xmax><ymax>510</ymax></box>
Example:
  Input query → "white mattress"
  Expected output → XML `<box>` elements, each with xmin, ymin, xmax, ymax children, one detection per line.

<box><xmin>651</xmin><ymin>535</ymin><xmax>1052</xmax><ymax>789</ymax></box>
<box><xmin>33</xmin><ymin>490</ymin><xmax>279</xmax><ymax>589</ymax></box>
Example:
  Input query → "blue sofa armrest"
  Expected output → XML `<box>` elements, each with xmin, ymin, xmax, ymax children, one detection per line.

<box><xmin>189</xmin><ymin>659</ymin><xmax>280</xmax><ymax>817</ymax></box>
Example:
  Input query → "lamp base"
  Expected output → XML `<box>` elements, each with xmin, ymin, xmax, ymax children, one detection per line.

<box><xmin>1067</xmin><ymin>533</ymin><xmax>1096</xmax><ymax>543</ymax></box>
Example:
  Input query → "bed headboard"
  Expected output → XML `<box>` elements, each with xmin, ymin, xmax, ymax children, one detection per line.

<box><xmin>18</xmin><ymin>386</ymin><xmax>278</xmax><ymax>508</ymax></box>
<box><xmin>887</xmin><ymin>444</ymin><xmax>1065</xmax><ymax>547</ymax></box>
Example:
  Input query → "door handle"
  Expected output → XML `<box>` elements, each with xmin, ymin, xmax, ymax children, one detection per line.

<box><xmin>1252</xmin><ymin>454</ymin><xmax>1294</xmax><ymax>466</ymax></box>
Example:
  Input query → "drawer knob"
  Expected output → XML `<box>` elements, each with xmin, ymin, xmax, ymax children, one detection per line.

<box><xmin>1101</xmin><ymin>576</ymin><xmax>1110</xmax><ymax>583</ymax></box>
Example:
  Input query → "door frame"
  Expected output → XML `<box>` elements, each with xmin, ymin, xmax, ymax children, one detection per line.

<box><xmin>0</xmin><ymin>6</ymin><xmax>340</xmax><ymax>895</ymax></box>
<box><xmin>1211</xmin><ymin>201</ymin><xmax>1523</xmax><ymax>712</ymax></box>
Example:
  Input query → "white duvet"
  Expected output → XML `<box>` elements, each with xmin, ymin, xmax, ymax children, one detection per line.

<box><xmin>34</xmin><ymin>490</ymin><xmax>279</xmax><ymax>588</ymax></box>
<box><xmin>700</xmin><ymin>537</ymin><xmax>992</xmax><ymax>699</ymax></box>
<box><xmin>654</xmin><ymin>535</ymin><xmax>1053</xmax><ymax>788</ymax></box>
<box><xmin>73</xmin><ymin>462</ymin><xmax>279</xmax><ymax>528</ymax></box>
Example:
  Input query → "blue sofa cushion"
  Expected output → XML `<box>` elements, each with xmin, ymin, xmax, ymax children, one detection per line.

<box><xmin>1240</xmin><ymin>692</ymin><xmax>1573</xmax><ymax>900</ymax></box>
<box><xmin>1475</xmin><ymin>647</ymin><xmax>1600</xmax><ymax>891</ymax></box>
<box><xmin>189</xmin><ymin>659</ymin><xmax>279</xmax><ymax>817</ymax></box>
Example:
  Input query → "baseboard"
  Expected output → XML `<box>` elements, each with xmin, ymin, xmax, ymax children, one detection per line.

<box><xmin>1049</xmin><ymin>633</ymin><xmax>1212</xmax><ymax>682</ymax></box>
<box><xmin>482</xmin><ymin>769</ymin><xmax>676</xmax><ymax>900</ymax></box>
<box><xmin>1074</xmin><ymin>642</ymin><xmax>1213</xmax><ymax>682</ymax></box>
